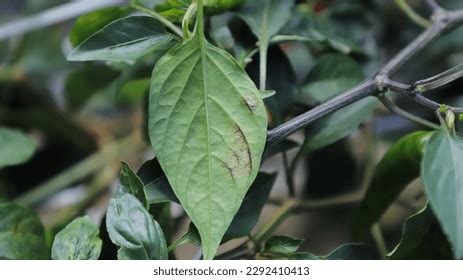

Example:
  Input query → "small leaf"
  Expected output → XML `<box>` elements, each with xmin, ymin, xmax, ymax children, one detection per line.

<box><xmin>106</xmin><ymin>193</ymin><xmax>168</xmax><ymax>260</ymax></box>
<box><xmin>137</xmin><ymin>158</ymin><xmax>179</xmax><ymax>204</ymax></box>
<box><xmin>69</xmin><ymin>7</ymin><xmax>132</xmax><ymax>47</ymax></box>
<box><xmin>149</xmin><ymin>29</ymin><xmax>267</xmax><ymax>259</ymax></box>
<box><xmin>353</xmin><ymin>131</ymin><xmax>432</xmax><ymax>239</ymax></box>
<box><xmin>239</xmin><ymin>0</ymin><xmax>294</xmax><ymax>40</ymax></box>
<box><xmin>388</xmin><ymin>205</ymin><xmax>453</xmax><ymax>260</ymax></box>
<box><xmin>51</xmin><ymin>216</ymin><xmax>102</xmax><ymax>260</ymax></box>
<box><xmin>263</xmin><ymin>235</ymin><xmax>304</xmax><ymax>255</ymax></box>
<box><xmin>224</xmin><ymin>172</ymin><xmax>277</xmax><ymax>240</ymax></box>
<box><xmin>421</xmin><ymin>127</ymin><xmax>463</xmax><ymax>259</ymax></box>
<box><xmin>67</xmin><ymin>16</ymin><xmax>174</xmax><ymax>62</ymax></box>
<box><xmin>0</xmin><ymin>201</ymin><xmax>48</xmax><ymax>260</ymax></box>
<box><xmin>119</xmin><ymin>162</ymin><xmax>148</xmax><ymax>207</ymax></box>
<box><xmin>0</xmin><ymin>127</ymin><xmax>36</xmax><ymax>169</ymax></box>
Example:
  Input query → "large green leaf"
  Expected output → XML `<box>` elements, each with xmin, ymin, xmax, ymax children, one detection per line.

<box><xmin>148</xmin><ymin>29</ymin><xmax>267</xmax><ymax>259</ymax></box>
<box><xmin>0</xmin><ymin>127</ymin><xmax>36</xmax><ymax>169</ymax></box>
<box><xmin>421</xmin><ymin>127</ymin><xmax>463</xmax><ymax>259</ymax></box>
<box><xmin>67</xmin><ymin>16</ymin><xmax>174</xmax><ymax>62</ymax></box>
<box><xmin>388</xmin><ymin>205</ymin><xmax>453</xmax><ymax>260</ymax></box>
<box><xmin>0</xmin><ymin>201</ymin><xmax>48</xmax><ymax>259</ymax></box>
<box><xmin>106</xmin><ymin>193</ymin><xmax>168</xmax><ymax>260</ymax></box>
<box><xmin>51</xmin><ymin>216</ymin><xmax>102</xmax><ymax>260</ymax></box>
<box><xmin>119</xmin><ymin>162</ymin><xmax>148</xmax><ymax>208</ymax></box>
<box><xmin>69</xmin><ymin>7</ymin><xmax>132</xmax><ymax>47</ymax></box>
<box><xmin>353</xmin><ymin>131</ymin><xmax>432</xmax><ymax>239</ymax></box>
<box><xmin>238</xmin><ymin>0</ymin><xmax>294</xmax><ymax>41</ymax></box>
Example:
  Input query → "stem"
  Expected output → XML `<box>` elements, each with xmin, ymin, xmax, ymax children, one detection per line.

<box><xmin>182</xmin><ymin>2</ymin><xmax>198</xmax><ymax>39</ymax></box>
<box><xmin>254</xmin><ymin>199</ymin><xmax>298</xmax><ymax>243</ymax></box>
<box><xmin>15</xmin><ymin>134</ymin><xmax>142</xmax><ymax>206</ymax></box>
<box><xmin>371</xmin><ymin>224</ymin><xmax>388</xmax><ymax>259</ymax></box>
<box><xmin>282</xmin><ymin>152</ymin><xmax>296</xmax><ymax>197</ymax></box>
<box><xmin>259</xmin><ymin>39</ymin><xmax>269</xmax><ymax>90</ymax></box>
<box><xmin>395</xmin><ymin>0</ymin><xmax>432</xmax><ymax>28</ymax></box>
<box><xmin>131</xmin><ymin>4</ymin><xmax>183</xmax><ymax>38</ymax></box>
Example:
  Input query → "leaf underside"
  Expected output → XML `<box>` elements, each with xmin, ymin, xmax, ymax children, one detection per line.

<box><xmin>149</xmin><ymin>33</ymin><xmax>267</xmax><ymax>259</ymax></box>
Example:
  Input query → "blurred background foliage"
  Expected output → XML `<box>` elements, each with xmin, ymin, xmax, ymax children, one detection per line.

<box><xmin>1</xmin><ymin>0</ymin><xmax>463</xmax><ymax>259</ymax></box>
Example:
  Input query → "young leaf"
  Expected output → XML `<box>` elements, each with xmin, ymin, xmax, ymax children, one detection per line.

<box><xmin>106</xmin><ymin>193</ymin><xmax>168</xmax><ymax>260</ymax></box>
<box><xmin>51</xmin><ymin>216</ymin><xmax>102</xmax><ymax>260</ymax></box>
<box><xmin>224</xmin><ymin>172</ymin><xmax>277</xmax><ymax>240</ymax></box>
<box><xmin>263</xmin><ymin>235</ymin><xmax>304</xmax><ymax>255</ymax></box>
<box><xmin>69</xmin><ymin>7</ymin><xmax>132</xmax><ymax>47</ymax></box>
<box><xmin>149</xmin><ymin>18</ymin><xmax>267</xmax><ymax>259</ymax></box>
<box><xmin>388</xmin><ymin>205</ymin><xmax>453</xmax><ymax>260</ymax></box>
<box><xmin>0</xmin><ymin>127</ymin><xmax>36</xmax><ymax>169</ymax></box>
<box><xmin>0</xmin><ymin>201</ymin><xmax>48</xmax><ymax>260</ymax></box>
<box><xmin>353</xmin><ymin>131</ymin><xmax>432</xmax><ymax>239</ymax></box>
<box><xmin>119</xmin><ymin>162</ymin><xmax>148</xmax><ymax>208</ymax></box>
<box><xmin>421</xmin><ymin>127</ymin><xmax>463</xmax><ymax>259</ymax></box>
<box><xmin>67</xmin><ymin>16</ymin><xmax>174</xmax><ymax>62</ymax></box>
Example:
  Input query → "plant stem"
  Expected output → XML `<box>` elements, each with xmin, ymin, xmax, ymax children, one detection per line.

<box><xmin>131</xmin><ymin>4</ymin><xmax>183</xmax><ymax>38</ymax></box>
<box><xmin>395</xmin><ymin>0</ymin><xmax>432</xmax><ymax>28</ymax></box>
<box><xmin>254</xmin><ymin>199</ymin><xmax>298</xmax><ymax>244</ymax></box>
<box><xmin>371</xmin><ymin>224</ymin><xmax>388</xmax><ymax>259</ymax></box>
<box><xmin>282</xmin><ymin>152</ymin><xmax>296</xmax><ymax>197</ymax></box>
<box><xmin>15</xmin><ymin>134</ymin><xmax>142</xmax><ymax>207</ymax></box>
<box><xmin>259</xmin><ymin>39</ymin><xmax>269</xmax><ymax>90</ymax></box>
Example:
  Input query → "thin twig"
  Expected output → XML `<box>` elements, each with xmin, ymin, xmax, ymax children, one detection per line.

<box><xmin>395</xmin><ymin>0</ymin><xmax>432</xmax><ymax>28</ymax></box>
<box><xmin>378</xmin><ymin>94</ymin><xmax>440</xmax><ymax>130</ymax></box>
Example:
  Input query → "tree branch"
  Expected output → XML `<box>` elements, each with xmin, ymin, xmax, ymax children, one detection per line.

<box><xmin>265</xmin><ymin>7</ymin><xmax>463</xmax><ymax>151</ymax></box>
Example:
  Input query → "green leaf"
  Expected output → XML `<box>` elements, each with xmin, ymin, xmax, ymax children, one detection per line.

<box><xmin>300</xmin><ymin>97</ymin><xmax>377</xmax><ymax>154</ymax></box>
<box><xmin>0</xmin><ymin>201</ymin><xmax>48</xmax><ymax>259</ymax></box>
<box><xmin>263</xmin><ymin>235</ymin><xmax>304</xmax><ymax>255</ymax></box>
<box><xmin>300</xmin><ymin>54</ymin><xmax>363</xmax><ymax>104</ymax></box>
<box><xmin>388</xmin><ymin>205</ymin><xmax>453</xmax><ymax>260</ymax></box>
<box><xmin>0</xmin><ymin>127</ymin><xmax>36</xmax><ymax>169</ymax></box>
<box><xmin>51</xmin><ymin>216</ymin><xmax>102</xmax><ymax>260</ymax></box>
<box><xmin>119</xmin><ymin>162</ymin><xmax>148</xmax><ymax>208</ymax></box>
<box><xmin>421</xmin><ymin>127</ymin><xmax>463</xmax><ymax>259</ymax></box>
<box><xmin>295</xmin><ymin>54</ymin><xmax>377</xmax><ymax>154</ymax></box>
<box><xmin>137</xmin><ymin>158</ymin><xmax>179</xmax><ymax>204</ymax></box>
<box><xmin>155</xmin><ymin>0</ymin><xmax>245</xmax><ymax>21</ymax></box>
<box><xmin>67</xmin><ymin>16</ymin><xmax>175</xmax><ymax>62</ymax></box>
<box><xmin>353</xmin><ymin>131</ymin><xmax>432</xmax><ymax>239</ymax></box>
<box><xmin>239</xmin><ymin>0</ymin><xmax>294</xmax><ymax>41</ymax></box>
<box><xmin>224</xmin><ymin>172</ymin><xmax>277</xmax><ymax>240</ymax></box>
<box><xmin>69</xmin><ymin>7</ymin><xmax>132</xmax><ymax>47</ymax></box>
<box><xmin>106</xmin><ymin>193</ymin><xmax>168</xmax><ymax>260</ymax></box>
<box><xmin>148</xmin><ymin>30</ymin><xmax>267</xmax><ymax>259</ymax></box>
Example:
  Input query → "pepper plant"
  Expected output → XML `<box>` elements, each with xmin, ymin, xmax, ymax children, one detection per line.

<box><xmin>2</xmin><ymin>0</ymin><xmax>463</xmax><ymax>260</ymax></box>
